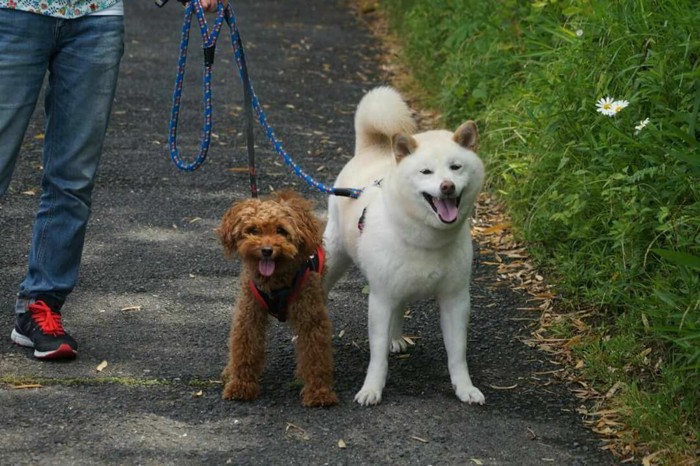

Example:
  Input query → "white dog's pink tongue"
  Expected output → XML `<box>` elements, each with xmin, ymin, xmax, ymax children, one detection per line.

<box><xmin>435</xmin><ymin>197</ymin><xmax>458</xmax><ymax>223</ymax></box>
<box><xmin>258</xmin><ymin>259</ymin><xmax>275</xmax><ymax>277</ymax></box>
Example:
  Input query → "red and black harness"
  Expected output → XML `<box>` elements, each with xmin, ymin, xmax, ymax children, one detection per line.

<box><xmin>248</xmin><ymin>246</ymin><xmax>324</xmax><ymax>322</ymax></box>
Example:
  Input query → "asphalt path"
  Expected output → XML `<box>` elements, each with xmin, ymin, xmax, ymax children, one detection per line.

<box><xmin>0</xmin><ymin>2</ymin><xmax>618</xmax><ymax>465</ymax></box>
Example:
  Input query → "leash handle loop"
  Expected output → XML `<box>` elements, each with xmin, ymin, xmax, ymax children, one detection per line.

<box><xmin>192</xmin><ymin>0</ymin><xmax>225</xmax><ymax>49</ymax></box>
<box><xmin>168</xmin><ymin>0</ymin><xmax>225</xmax><ymax>172</ymax></box>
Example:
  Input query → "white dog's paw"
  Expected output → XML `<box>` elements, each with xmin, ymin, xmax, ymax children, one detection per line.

<box><xmin>390</xmin><ymin>337</ymin><xmax>409</xmax><ymax>354</ymax></box>
<box><xmin>455</xmin><ymin>384</ymin><xmax>485</xmax><ymax>405</ymax></box>
<box><xmin>354</xmin><ymin>386</ymin><xmax>383</xmax><ymax>406</ymax></box>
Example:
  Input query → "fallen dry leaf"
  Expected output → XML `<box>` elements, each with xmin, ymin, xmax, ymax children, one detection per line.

<box><xmin>121</xmin><ymin>306</ymin><xmax>142</xmax><ymax>312</ymax></box>
<box><xmin>337</xmin><ymin>439</ymin><xmax>347</xmax><ymax>449</ymax></box>
<box><xmin>605</xmin><ymin>381</ymin><xmax>625</xmax><ymax>399</ymax></box>
<box><xmin>411</xmin><ymin>435</ymin><xmax>428</xmax><ymax>443</ymax></box>
<box><xmin>477</xmin><ymin>222</ymin><xmax>511</xmax><ymax>235</ymax></box>
<box><xmin>12</xmin><ymin>384</ymin><xmax>43</xmax><ymax>390</ymax></box>
<box><xmin>527</xmin><ymin>427</ymin><xmax>538</xmax><ymax>440</ymax></box>
<box><xmin>285</xmin><ymin>422</ymin><xmax>310</xmax><ymax>441</ymax></box>
<box><xmin>489</xmin><ymin>384</ymin><xmax>519</xmax><ymax>390</ymax></box>
<box><xmin>641</xmin><ymin>450</ymin><xmax>667</xmax><ymax>466</ymax></box>
<box><xmin>96</xmin><ymin>360</ymin><xmax>108</xmax><ymax>372</ymax></box>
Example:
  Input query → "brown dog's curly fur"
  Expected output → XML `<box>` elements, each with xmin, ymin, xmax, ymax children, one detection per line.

<box><xmin>218</xmin><ymin>190</ymin><xmax>338</xmax><ymax>407</ymax></box>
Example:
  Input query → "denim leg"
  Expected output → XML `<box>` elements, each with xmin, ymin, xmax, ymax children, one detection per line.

<box><xmin>0</xmin><ymin>10</ymin><xmax>54</xmax><ymax>196</ymax></box>
<box><xmin>17</xmin><ymin>15</ymin><xmax>125</xmax><ymax>305</ymax></box>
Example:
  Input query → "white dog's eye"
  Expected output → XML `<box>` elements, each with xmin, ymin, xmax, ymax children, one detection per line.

<box><xmin>420</xmin><ymin>168</ymin><xmax>433</xmax><ymax>175</ymax></box>
<box><xmin>450</xmin><ymin>164</ymin><xmax>462</xmax><ymax>170</ymax></box>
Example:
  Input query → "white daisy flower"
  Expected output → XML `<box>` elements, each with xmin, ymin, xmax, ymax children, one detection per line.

<box><xmin>612</xmin><ymin>99</ymin><xmax>629</xmax><ymax>114</ymax></box>
<box><xmin>596</xmin><ymin>97</ymin><xmax>616</xmax><ymax>116</ymax></box>
<box><xmin>635</xmin><ymin>117</ymin><xmax>650</xmax><ymax>134</ymax></box>
<box><xmin>576</xmin><ymin>29</ymin><xmax>584</xmax><ymax>37</ymax></box>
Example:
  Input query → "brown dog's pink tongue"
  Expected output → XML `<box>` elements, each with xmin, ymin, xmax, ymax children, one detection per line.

<box><xmin>435</xmin><ymin>197</ymin><xmax>458</xmax><ymax>222</ymax></box>
<box><xmin>259</xmin><ymin>259</ymin><xmax>275</xmax><ymax>277</ymax></box>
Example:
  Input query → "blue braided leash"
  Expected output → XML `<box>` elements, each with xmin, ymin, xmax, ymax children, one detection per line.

<box><xmin>164</xmin><ymin>0</ymin><xmax>362</xmax><ymax>199</ymax></box>
<box><xmin>168</xmin><ymin>0</ymin><xmax>224</xmax><ymax>172</ymax></box>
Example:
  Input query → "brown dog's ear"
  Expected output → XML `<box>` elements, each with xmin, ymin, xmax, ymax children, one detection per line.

<box><xmin>392</xmin><ymin>133</ymin><xmax>418</xmax><ymax>162</ymax></box>
<box><xmin>217</xmin><ymin>199</ymin><xmax>254</xmax><ymax>257</ymax></box>
<box><xmin>277</xmin><ymin>191</ymin><xmax>322</xmax><ymax>256</ymax></box>
<box><xmin>453</xmin><ymin>120</ymin><xmax>479</xmax><ymax>152</ymax></box>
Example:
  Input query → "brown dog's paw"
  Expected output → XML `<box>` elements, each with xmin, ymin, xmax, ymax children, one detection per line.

<box><xmin>301</xmin><ymin>386</ymin><xmax>339</xmax><ymax>407</ymax></box>
<box><xmin>220</xmin><ymin>366</ymin><xmax>231</xmax><ymax>383</ymax></box>
<box><xmin>222</xmin><ymin>379</ymin><xmax>261</xmax><ymax>401</ymax></box>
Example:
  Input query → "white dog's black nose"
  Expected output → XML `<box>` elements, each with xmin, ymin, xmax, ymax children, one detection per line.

<box><xmin>440</xmin><ymin>180</ymin><xmax>456</xmax><ymax>196</ymax></box>
<box><xmin>261</xmin><ymin>247</ymin><xmax>273</xmax><ymax>258</ymax></box>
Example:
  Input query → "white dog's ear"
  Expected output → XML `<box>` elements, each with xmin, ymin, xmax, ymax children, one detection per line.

<box><xmin>453</xmin><ymin>121</ymin><xmax>479</xmax><ymax>152</ymax></box>
<box><xmin>392</xmin><ymin>133</ymin><xmax>417</xmax><ymax>162</ymax></box>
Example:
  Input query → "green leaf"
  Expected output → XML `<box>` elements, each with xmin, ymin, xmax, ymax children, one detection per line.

<box><xmin>668</xmin><ymin>149</ymin><xmax>700</xmax><ymax>167</ymax></box>
<box><xmin>562</xmin><ymin>6</ymin><xmax>582</xmax><ymax>16</ymax></box>
<box><xmin>471</xmin><ymin>84</ymin><xmax>488</xmax><ymax>101</ymax></box>
<box><xmin>652</xmin><ymin>249</ymin><xmax>700</xmax><ymax>269</ymax></box>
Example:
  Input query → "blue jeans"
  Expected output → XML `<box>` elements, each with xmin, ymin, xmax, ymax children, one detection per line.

<box><xmin>0</xmin><ymin>9</ymin><xmax>124</xmax><ymax>309</ymax></box>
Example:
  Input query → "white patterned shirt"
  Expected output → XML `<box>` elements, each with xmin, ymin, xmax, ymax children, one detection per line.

<box><xmin>0</xmin><ymin>0</ymin><xmax>122</xmax><ymax>18</ymax></box>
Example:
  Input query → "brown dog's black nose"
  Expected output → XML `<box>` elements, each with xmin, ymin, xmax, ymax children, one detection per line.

<box><xmin>440</xmin><ymin>180</ymin><xmax>455</xmax><ymax>195</ymax></box>
<box><xmin>261</xmin><ymin>247</ymin><xmax>273</xmax><ymax>258</ymax></box>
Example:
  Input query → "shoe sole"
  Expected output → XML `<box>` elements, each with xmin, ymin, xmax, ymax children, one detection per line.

<box><xmin>11</xmin><ymin>329</ymin><xmax>78</xmax><ymax>360</ymax></box>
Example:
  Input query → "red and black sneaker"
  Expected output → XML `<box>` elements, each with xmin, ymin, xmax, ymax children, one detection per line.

<box><xmin>11</xmin><ymin>300</ymin><xmax>78</xmax><ymax>360</ymax></box>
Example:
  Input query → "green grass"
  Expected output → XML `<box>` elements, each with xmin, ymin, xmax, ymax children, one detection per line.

<box><xmin>0</xmin><ymin>375</ymin><xmax>222</xmax><ymax>388</ymax></box>
<box><xmin>379</xmin><ymin>0</ymin><xmax>699</xmax><ymax>462</ymax></box>
<box><xmin>0</xmin><ymin>375</ymin><xmax>168</xmax><ymax>387</ymax></box>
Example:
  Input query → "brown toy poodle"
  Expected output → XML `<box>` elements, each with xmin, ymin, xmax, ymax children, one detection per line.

<box><xmin>218</xmin><ymin>190</ymin><xmax>338</xmax><ymax>407</ymax></box>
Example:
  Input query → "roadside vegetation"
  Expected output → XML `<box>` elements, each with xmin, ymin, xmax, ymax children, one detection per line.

<box><xmin>378</xmin><ymin>0</ymin><xmax>699</xmax><ymax>463</ymax></box>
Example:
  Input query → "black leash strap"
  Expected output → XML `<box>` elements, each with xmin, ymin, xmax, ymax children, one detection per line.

<box><xmin>226</xmin><ymin>5</ymin><xmax>258</xmax><ymax>198</ymax></box>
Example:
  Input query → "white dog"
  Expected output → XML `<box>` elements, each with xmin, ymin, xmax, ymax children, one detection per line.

<box><xmin>323</xmin><ymin>86</ymin><xmax>486</xmax><ymax>406</ymax></box>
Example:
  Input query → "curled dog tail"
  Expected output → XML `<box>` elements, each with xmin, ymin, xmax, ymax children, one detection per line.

<box><xmin>354</xmin><ymin>86</ymin><xmax>416</xmax><ymax>155</ymax></box>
